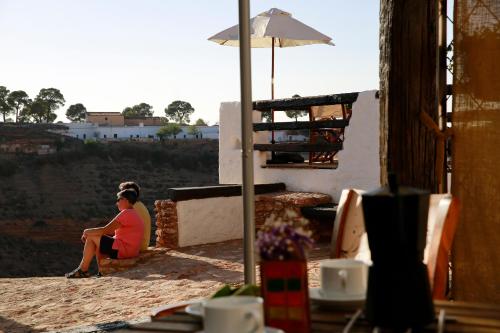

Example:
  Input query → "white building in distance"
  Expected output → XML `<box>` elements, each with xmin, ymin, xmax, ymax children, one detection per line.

<box><xmin>61</xmin><ymin>122</ymin><xmax>219</xmax><ymax>141</ymax></box>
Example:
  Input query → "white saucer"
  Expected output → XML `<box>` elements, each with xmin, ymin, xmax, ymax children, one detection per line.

<box><xmin>197</xmin><ymin>328</ymin><xmax>283</xmax><ymax>333</ymax></box>
<box><xmin>185</xmin><ymin>302</ymin><xmax>204</xmax><ymax>317</ymax></box>
<box><xmin>309</xmin><ymin>287</ymin><xmax>365</xmax><ymax>307</ymax></box>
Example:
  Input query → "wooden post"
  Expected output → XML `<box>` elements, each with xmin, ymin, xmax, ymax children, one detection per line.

<box><xmin>379</xmin><ymin>0</ymin><xmax>439</xmax><ymax>191</ymax></box>
<box><xmin>437</xmin><ymin>0</ymin><xmax>448</xmax><ymax>193</ymax></box>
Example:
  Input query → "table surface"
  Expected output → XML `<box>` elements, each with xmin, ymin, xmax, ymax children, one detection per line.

<box><xmin>116</xmin><ymin>299</ymin><xmax>500</xmax><ymax>333</ymax></box>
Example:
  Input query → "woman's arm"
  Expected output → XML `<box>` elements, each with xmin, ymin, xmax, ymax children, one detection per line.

<box><xmin>82</xmin><ymin>219</ymin><xmax>120</xmax><ymax>240</ymax></box>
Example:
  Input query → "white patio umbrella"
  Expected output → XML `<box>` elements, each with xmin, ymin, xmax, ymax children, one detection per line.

<box><xmin>213</xmin><ymin>6</ymin><xmax>333</xmax><ymax>284</ymax></box>
<box><xmin>209</xmin><ymin>7</ymin><xmax>334</xmax><ymax>99</ymax></box>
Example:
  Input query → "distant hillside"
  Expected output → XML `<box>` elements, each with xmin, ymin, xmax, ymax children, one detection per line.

<box><xmin>0</xmin><ymin>139</ymin><xmax>218</xmax><ymax>220</ymax></box>
<box><xmin>0</xmin><ymin>132</ymin><xmax>219</xmax><ymax>277</ymax></box>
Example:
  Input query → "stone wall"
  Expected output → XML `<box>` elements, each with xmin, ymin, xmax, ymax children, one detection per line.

<box><xmin>154</xmin><ymin>191</ymin><xmax>332</xmax><ymax>249</ymax></box>
<box><xmin>154</xmin><ymin>200</ymin><xmax>178</xmax><ymax>248</ymax></box>
<box><xmin>255</xmin><ymin>191</ymin><xmax>332</xmax><ymax>228</ymax></box>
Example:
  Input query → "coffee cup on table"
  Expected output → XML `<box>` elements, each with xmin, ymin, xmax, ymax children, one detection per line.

<box><xmin>203</xmin><ymin>296</ymin><xmax>264</xmax><ymax>333</ymax></box>
<box><xmin>320</xmin><ymin>259</ymin><xmax>368</xmax><ymax>297</ymax></box>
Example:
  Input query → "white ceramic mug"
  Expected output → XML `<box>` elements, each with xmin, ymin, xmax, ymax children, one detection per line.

<box><xmin>203</xmin><ymin>296</ymin><xmax>264</xmax><ymax>333</ymax></box>
<box><xmin>320</xmin><ymin>259</ymin><xmax>368</xmax><ymax>297</ymax></box>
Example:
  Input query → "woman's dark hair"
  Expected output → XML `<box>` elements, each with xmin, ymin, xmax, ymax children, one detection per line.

<box><xmin>117</xmin><ymin>189</ymin><xmax>138</xmax><ymax>205</ymax></box>
<box><xmin>119</xmin><ymin>181</ymin><xmax>140</xmax><ymax>198</ymax></box>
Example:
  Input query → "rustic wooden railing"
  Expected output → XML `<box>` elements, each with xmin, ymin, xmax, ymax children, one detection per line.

<box><xmin>252</xmin><ymin>92</ymin><xmax>359</xmax><ymax>111</ymax></box>
<box><xmin>252</xmin><ymin>92</ymin><xmax>359</xmax><ymax>166</ymax></box>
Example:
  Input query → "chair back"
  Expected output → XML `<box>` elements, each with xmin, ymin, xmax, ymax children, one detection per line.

<box><xmin>330</xmin><ymin>189</ymin><xmax>368</xmax><ymax>261</ymax></box>
<box><xmin>424</xmin><ymin>194</ymin><xmax>460</xmax><ymax>299</ymax></box>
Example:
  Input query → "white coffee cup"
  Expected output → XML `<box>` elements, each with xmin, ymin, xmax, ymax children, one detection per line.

<box><xmin>320</xmin><ymin>259</ymin><xmax>368</xmax><ymax>297</ymax></box>
<box><xmin>203</xmin><ymin>296</ymin><xmax>264</xmax><ymax>333</ymax></box>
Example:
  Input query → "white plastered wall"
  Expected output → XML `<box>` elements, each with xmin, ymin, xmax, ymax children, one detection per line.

<box><xmin>176</xmin><ymin>196</ymin><xmax>243</xmax><ymax>247</ymax></box>
<box><xmin>219</xmin><ymin>90</ymin><xmax>381</xmax><ymax>202</ymax></box>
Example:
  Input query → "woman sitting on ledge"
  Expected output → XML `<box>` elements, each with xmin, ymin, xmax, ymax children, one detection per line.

<box><xmin>65</xmin><ymin>189</ymin><xmax>144</xmax><ymax>278</ymax></box>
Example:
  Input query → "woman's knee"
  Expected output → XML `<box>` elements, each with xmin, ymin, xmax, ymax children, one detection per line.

<box><xmin>87</xmin><ymin>234</ymin><xmax>101</xmax><ymax>245</ymax></box>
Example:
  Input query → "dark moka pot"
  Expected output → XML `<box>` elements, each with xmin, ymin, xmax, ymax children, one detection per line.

<box><xmin>362</xmin><ymin>175</ymin><xmax>434</xmax><ymax>330</ymax></box>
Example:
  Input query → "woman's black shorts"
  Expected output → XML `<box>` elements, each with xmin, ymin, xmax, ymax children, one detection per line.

<box><xmin>99</xmin><ymin>235</ymin><xmax>119</xmax><ymax>259</ymax></box>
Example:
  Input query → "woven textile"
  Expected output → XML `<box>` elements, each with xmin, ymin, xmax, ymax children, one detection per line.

<box><xmin>452</xmin><ymin>0</ymin><xmax>500</xmax><ymax>303</ymax></box>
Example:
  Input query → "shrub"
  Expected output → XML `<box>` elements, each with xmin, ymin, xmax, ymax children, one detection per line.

<box><xmin>0</xmin><ymin>158</ymin><xmax>18</xmax><ymax>177</ymax></box>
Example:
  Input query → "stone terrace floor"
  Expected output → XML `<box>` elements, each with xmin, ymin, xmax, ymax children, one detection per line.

<box><xmin>0</xmin><ymin>240</ymin><xmax>330</xmax><ymax>333</ymax></box>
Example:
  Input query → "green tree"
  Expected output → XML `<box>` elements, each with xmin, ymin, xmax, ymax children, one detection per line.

<box><xmin>7</xmin><ymin>90</ymin><xmax>30</xmax><ymax>123</ymax></box>
<box><xmin>35</xmin><ymin>88</ymin><xmax>65</xmax><ymax>123</ymax></box>
<box><xmin>122</xmin><ymin>103</ymin><xmax>154</xmax><ymax>117</ymax></box>
<box><xmin>18</xmin><ymin>105</ymin><xmax>32</xmax><ymax>123</ymax></box>
<box><xmin>66</xmin><ymin>103</ymin><xmax>87</xmax><ymax>122</ymax></box>
<box><xmin>261</xmin><ymin>111</ymin><xmax>272</xmax><ymax>123</ymax></box>
<box><xmin>187</xmin><ymin>125</ymin><xmax>201</xmax><ymax>137</ymax></box>
<box><xmin>195</xmin><ymin>118</ymin><xmax>208</xmax><ymax>126</ymax></box>
<box><xmin>26</xmin><ymin>101</ymin><xmax>46</xmax><ymax>123</ymax></box>
<box><xmin>285</xmin><ymin>94</ymin><xmax>308</xmax><ymax>121</ymax></box>
<box><xmin>157</xmin><ymin>123</ymin><xmax>182</xmax><ymax>140</ymax></box>
<box><xmin>165</xmin><ymin>101</ymin><xmax>194</xmax><ymax>125</ymax></box>
<box><xmin>0</xmin><ymin>86</ymin><xmax>13</xmax><ymax>122</ymax></box>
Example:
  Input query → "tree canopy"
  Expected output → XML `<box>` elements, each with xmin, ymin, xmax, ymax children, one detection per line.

<box><xmin>66</xmin><ymin>103</ymin><xmax>87</xmax><ymax>122</ymax></box>
<box><xmin>285</xmin><ymin>94</ymin><xmax>308</xmax><ymax>121</ymax></box>
<box><xmin>34</xmin><ymin>88</ymin><xmax>65</xmax><ymax>123</ymax></box>
<box><xmin>0</xmin><ymin>86</ymin><xmax>12</xmax><ymax>122</ymax></box>
<box><xmin>195</xmin><ymin>118</ymin><xmax>208</xmax><ymax>126</ymax></box>
<box><xmin>122</xmin><ymin>103</ymin><xmax>154</xmax><ymax>117</ymax></box>
<box><xmin>157</xmin><ymin>123</ymin><xmax>182</xmax><ymax>140</ymax></box>
<box><xmin>165</xmin><ymin>101</ymin><xmax>194</xmax><ymax>125</ymax></box>
<box><xmin>7</xmin><ymin>90</ymin><xmax>31</xmax><ymax>123</ymax></box>
<box><xmin>25</xmin><ymin>101</ymin><xmax>47</xmax><ymax>123</ymax></box>
<box><xmin>261</xmin><ymin>111</ymin><xmax>272</xmax><ymax>123</ymax></box>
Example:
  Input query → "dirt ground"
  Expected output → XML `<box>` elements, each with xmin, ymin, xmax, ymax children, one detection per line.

<box><xmin>0</xmin><ymin>240</ymin><xmax>329</xmax><ymax>333</ymax></box>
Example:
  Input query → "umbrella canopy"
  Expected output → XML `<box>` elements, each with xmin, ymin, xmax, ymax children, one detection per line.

<box><xmin>209</xmin><ymin>8</ymin><xmax>334</xmax><ymax>48</ymax></box>
<box><xmin>209</xmin><ymin>8</ymin><xmax>334</xmax><ymax>100</ymax></box>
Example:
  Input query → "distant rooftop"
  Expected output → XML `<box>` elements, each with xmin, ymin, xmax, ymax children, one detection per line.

<box><xmin>86</xmin><ymin>112</ymin><xmax>122</xmax><ymax>116</ymax></box>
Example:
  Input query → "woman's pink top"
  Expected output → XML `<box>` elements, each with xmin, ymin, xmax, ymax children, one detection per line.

<box><xmin>112</xmin><ymin>209</ymin><xmax>144</xmax><ymax>259</ymax></box>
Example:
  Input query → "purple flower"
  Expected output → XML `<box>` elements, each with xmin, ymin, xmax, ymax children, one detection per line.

<box><xmin>256</xmin><ymin>213</ymin><xmax>314</xmax><ymax>261</ymax></box>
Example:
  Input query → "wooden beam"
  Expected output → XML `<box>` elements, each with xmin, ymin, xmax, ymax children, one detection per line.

<box><xmin>253</xmin><ymin>92</ymin><xmax>359</xmax><ymax>111</ymax></box>
<box><xmin>166</xmin><ymin>183</ymin><xmax>286</xmax><ymax>201</ymax></box>
<box><xmin>253</xmin><ymin>119</ymin><xmax>349</xmax><ymax>131</ymax></box>
<box><xmin>254</xmin><ymin>143</ymin><xmax>343</xmax><ymax>152</ymax></box>
<box><xmin>379</xmin><ymin>0</ymin><xmax>439</xmax><ymax>190</ymax></box>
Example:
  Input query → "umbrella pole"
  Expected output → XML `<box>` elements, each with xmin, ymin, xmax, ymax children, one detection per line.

<box><xmin>271</xmin><ymin>38</ymin><xmax>276</xmax><ymax>160</ymax></box>
<box><xmin>272</xmin><ymin>37</ymin><xmax>275</xmax><ymax>100</ymax></box>
<box><xmin>238</xmin><ymin>0</ymin><xmax>256</xmax><ymax>285</ymax></box>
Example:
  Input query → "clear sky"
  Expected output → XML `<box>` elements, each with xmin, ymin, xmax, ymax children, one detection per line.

<box><xmin>0</xmin><ymin>1</ymin><xmax>380</xmax><ymax>124</ymax></box>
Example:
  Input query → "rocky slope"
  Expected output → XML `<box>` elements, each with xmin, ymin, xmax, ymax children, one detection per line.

<box><xmin>0</xmin><ymin>138</ymin><xmax>219</xmax><ymax>277</ymax></box>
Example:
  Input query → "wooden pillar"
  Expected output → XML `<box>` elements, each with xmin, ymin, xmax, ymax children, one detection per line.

<box><xmin>379</xmin><ymin>0</ymin><xmax>439</xmax><ymax>191</ymax></box>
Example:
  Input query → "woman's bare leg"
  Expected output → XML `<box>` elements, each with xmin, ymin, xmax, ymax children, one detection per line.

<box><xmin>79</xmin><ymin>234</ymin><xmax>101</xmax><ymax>272</ymax></box>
